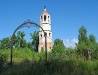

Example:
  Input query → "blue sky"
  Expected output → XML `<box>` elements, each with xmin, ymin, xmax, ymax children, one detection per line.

<box><xmin>0</xmin><ymin>0</ymin><xmax>98</xmax><ymax>47</ymax></box>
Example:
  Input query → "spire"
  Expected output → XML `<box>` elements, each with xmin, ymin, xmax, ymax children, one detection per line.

<box><xmin>44</xmin><ymin>6</ymin><xmax>46</xmax><ymax>11</ymax></box>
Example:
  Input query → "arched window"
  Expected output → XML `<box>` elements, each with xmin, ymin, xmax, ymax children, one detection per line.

<box><xmin>44</xmin><ymin>15</ymin><xmax>46</xmax><ymax>22</ymax></box>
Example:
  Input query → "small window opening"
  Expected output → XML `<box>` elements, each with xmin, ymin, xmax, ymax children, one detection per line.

<box><xmin>41</xmin><ymin>16</ymin><xmax>43</xmax><ymax>21</ymax></box>
<box><xmin>44</xmin><ymin>33</ymin><xmax>47</xmax><ymax>36</ymax></box>
<box><xmin>41</xmin><ymin>34</ymin><xmax>42</xmax><ymax>37</ymax></box>
<box><xmin>41</xmin><ymin>16</ymin><xmax>42</xmax><ymax>19</ymax></box>
<box><xmin>44</xmin><ymin>15</ymin><xmax>46</xmax><ymax>22</ymax></box>
<box><xmin>48</xmin><ymin>16</ymin><xmax>49</xmax><ymax>22</ymax></box>
<box><xmin>49</xmin><ymin>33</ymin><xmax>51</xmax><ymax>37</ymax></box>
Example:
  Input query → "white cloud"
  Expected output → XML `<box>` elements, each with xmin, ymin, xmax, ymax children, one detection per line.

<box><xmin>63</xmin><ymin>38</ymin><xmax>78</xmax><ymax>48</ymax></box>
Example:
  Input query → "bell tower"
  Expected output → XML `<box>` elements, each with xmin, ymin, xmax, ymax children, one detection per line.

<box><xmin>38</xmin><ymin>6</ymin><xmax>52</xmax><ymax>52</ymax></box>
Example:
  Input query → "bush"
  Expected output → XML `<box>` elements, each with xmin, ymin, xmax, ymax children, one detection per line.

<box><xmin>0</xmin><ymin>53</ymin><xmax>7</xmax><ymax>73</ymax></box>
<box><xmin>1</xmin><ymin>48</ymin><xmax>98</xmax><ymax>75</ymax></box>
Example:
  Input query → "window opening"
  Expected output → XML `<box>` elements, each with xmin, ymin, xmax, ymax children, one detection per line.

<box><xmin>49</xmin><ymin>33</ymin><xmax>51</xmax><ymax>37</ymax></box>
<box><xmin>41</xmin><ymin>16</ymin><xmax>42</xmax><ymax>19</ymax></box>
<box><xmin>44</xmin><ymin>15</ymin><xmax>46</xmax><ymax>22</ymax></box>
<box><xmin>48</xmin><ymin>16</ymin><xmax>49</xmax><ymax>22</ymax></box>
<box><xmin>41</xmin><ymin>34</ymin><xmax>42</xmax><ymax>37</ymax></box>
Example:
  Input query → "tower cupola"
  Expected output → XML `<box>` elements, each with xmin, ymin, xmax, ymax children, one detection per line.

<box><xmin>44</xmin><ymin>6</ymin><xmax>46</xmax><ymax>11</ymax></box>
<box><xmin>40</xmin><ymin>6</ymin><xmax>51</xmax><ymax>29</ymax></box>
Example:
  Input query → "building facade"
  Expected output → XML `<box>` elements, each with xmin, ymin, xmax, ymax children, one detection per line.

<box><xmin>38</xmin><ymin>6</ymin><xmax>52</xmax><ymax>52</ymax></box>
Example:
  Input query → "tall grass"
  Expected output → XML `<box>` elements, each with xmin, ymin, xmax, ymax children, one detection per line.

<box><xmin>0</xmin><ymin>48</ymin><xmax>98</xmax><ymax>75</ymax></box>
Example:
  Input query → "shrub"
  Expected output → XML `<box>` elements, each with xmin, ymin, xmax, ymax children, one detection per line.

<box><xmin>0</xmin><ymin>53</ymin><xmax>7</xmax><ymax>73</ymax></box>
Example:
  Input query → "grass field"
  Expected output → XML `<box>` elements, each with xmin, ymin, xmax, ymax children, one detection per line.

<box><xmin>0</xmin><ymin>48</ymin><xmax>98</xmax><ymax>75</ymax></box>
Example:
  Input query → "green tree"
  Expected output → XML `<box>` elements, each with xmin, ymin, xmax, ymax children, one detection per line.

<box><xmin>89</xmin><ymin>34</ymin><xmax>96</xmax><ymax>44</ymax></box>
<box><xmin>92</xmin><ymin>44</ymin><xmax>98</xmax><ymax>59</ymax></box>
<box><xmin>30</xmin><ymin>31</ymin><xmax>39</xmax><ymax>52</ymax></box>
<box><xmin>13</xmin><ymin>35</ymin><xmax>19</xmax><ymax>48</ymax></box>
<box><xmin>49</xmin><ymin>38</ymin><xmax>65</xmax><ymax>60</ymax></box>
<box><xmin>26</xmin><ymin>42</ymin><xmax>32</xmax><ymax>49</ymax></box>
<box><xmin>88</xmin><ymin>34</ymin><xmax>97</xmax><ymax>60</ymax></box>
<box><xmin>77</xmin><ymin>26</ymin><xmax>89</xmax><ymax>60</ymax></box>
<box><xmin>0</xmin><ymin>40</ymin><xmax>1</xmax><ymax>49</ymax></box>
<box><xmin>14</xmin><ymin>31</ymin><xmax>26</xmax><ymax>48</ymax></box>
<box><xmin>77</xmin><ymin>42</ymin><xmax>87</xmax><ymax>60</ymax></box>
<box><xmin>88</xmin><ymin>34</ymin><xmax>97</xmax><ymax>51</ymax></box>
<box><xmin>52</xmin><ymin>38</ymin><xmax>65</xmax><ymax>53</ymax></box>
<box><xmin>0</xmin><ymin>37</ymin><xmax>10</xmax><ymax>49</ymax></box>
<box><xmin>53</xmin><ymin>38</ymin><xmax>65</xmax><ymax>47</ymax></box>
<box><xmin>78</xmin><ymin>26</ymin><xmax>89</xmax><ymax>44</ymax></box>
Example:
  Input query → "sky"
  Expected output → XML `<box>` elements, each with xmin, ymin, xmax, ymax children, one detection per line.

<box><xmin>0</xmin><ymin>0</ymin><xmax>98</xmax><ymax>48</ymax></box>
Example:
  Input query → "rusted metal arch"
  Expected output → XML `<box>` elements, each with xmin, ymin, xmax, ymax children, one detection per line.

<box><xmin>10</xmin><ymin>20</ymin><xmax>47</xmax><ymax>66</ymax></box>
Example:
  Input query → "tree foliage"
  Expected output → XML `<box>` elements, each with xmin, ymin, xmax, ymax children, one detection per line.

<box><xmin>77</xmin><ymin>26</ymin><xmax>98</xmax><ymax>60</ymax></box>
<box><xmin>53</xmin><ymin>38</ymin><xmax>65</xmax><ymax>47</ymax></box>
<box><xmin>78</xmin><ymin>26</ymin><xmax>89</xmax><ymax>44</ymax></box>
<box><xmin>89</xmin><ymin>34</ymin><xmax>96</xmax><ymax>44</ymax></box>
<box><xmin>0</xmin><ymin>25</ymin><xmax>98</xmax><ymax>60</ymax></box>
<box><xmin>52</xmin><ymin>38</ymin><xmax>65</xmax><ymax>53</ymax></box>
<box><xmin>77</xmin><ymin>26</ymin><xmax>90</xmax><ymax>60</ymax></box>
<box><xmin>30</xmin><ymin>31</ymin><xmax>39</xmax><ymax>52</ymax></box>
<box><xmin>0</xmin><ymin>31</ymin><xmax>39</xmax><ymax>51</ymax></box>
<box><xmin>17</xmin><ymin>31</ymin><xmax>26</xmax><ymax>48</ymax></box>
<box><xmin>0</xmin><ymin>37</ymin><xmax>10</xmax><ymax>49</ymax></box>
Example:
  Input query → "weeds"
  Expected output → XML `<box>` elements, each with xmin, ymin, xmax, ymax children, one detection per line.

<box><xmin>0</xmin><ymin>48</ymin><xmax>98</xmax><ymax>75</ymax></box>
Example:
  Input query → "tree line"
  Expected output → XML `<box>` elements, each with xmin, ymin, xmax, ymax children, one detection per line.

<box><xmin>0</xmin><ymin>25</ymin><xmax>98</xmax><ymax>60</ymax></box>
<box><xmin>0</xmin><ymin>31</ymin><xmax>39</xmax><ymax>52</ymax></box>
<box><xmin>52</xmin><ymin>25</ymin><xmax>98</xmax><ymax>60</ymax></box>
<box><xmin>77</xmin><ymin>26</ymin><xmax>98</xmax><ymax>60</ymax></box>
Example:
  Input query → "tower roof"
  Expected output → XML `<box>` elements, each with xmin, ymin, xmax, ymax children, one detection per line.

<box><xmin>40</xmin><ymin>6</ymin><xmax>50</xmax><ymax>15</ymax></box>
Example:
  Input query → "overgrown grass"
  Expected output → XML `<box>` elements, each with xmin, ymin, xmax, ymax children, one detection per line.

<box><xmin>0</xmin><ymin>48</ymin><xmax>98</xmax><ymax>75</ymax></box>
